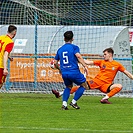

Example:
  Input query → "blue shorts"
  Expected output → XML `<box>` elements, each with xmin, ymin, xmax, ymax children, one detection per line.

<box><xmin>62</xmin><ymin>72</ymin><xmax>86</xmax><ymax>87</ymax></box>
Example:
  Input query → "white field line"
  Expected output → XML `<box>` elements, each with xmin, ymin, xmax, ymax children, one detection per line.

<box><xmin>0</xmin><ymin>126</ymin><xmax>132</xmax><ymax>133</ymax></box>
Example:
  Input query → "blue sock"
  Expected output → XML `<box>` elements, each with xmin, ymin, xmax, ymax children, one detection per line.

<box><xmin>74</xmin><ymin>86</ymin><xmax>85</xmax><ymax>101</ymax></box>
<box><xmin>63</xmin><ymin>88</ymin><xmax>71</xmax><ymax>102</ymax></box>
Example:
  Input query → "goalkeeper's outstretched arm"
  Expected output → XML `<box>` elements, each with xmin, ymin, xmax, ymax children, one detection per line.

<box><xmin>84</xmin><ymin>59</ymin><xmax>94</xmax><ymax>65</ymax></box>
<box><xmin>123</xmin><ymin>70</ymin><xmax>133</xmax><ymax>80</ymax></box>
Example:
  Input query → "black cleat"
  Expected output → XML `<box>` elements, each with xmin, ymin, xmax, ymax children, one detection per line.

<box><xmin>52</xmin><ymin>89</ymin><xmax>60</xmax><ymax>98</ymax></box>
<box><xmin>62</xmin><ymin>105</ymin><xmax>69</xmax><ymax>110</ymax></box>
<box><xmin>70</xmin><ymin>102</ymin><xmax>80</xmax><ymax>109</ymax></box>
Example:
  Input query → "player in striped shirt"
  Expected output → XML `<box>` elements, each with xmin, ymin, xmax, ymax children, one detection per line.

<box><xmin>0</xmin><ymin>25</ymin><xmax>17</xmax><ymax>89</ymax></box>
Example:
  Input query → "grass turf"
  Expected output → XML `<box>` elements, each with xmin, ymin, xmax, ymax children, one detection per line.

<box><xmin>0</xmin><ymin>93</ymin><xmax>132</xmax><ymax>133</ymax></box>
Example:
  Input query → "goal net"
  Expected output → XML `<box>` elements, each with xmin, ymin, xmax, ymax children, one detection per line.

<box><xmin>0</xmin><ymin>0</ymin><xmax>133</xmax><ymax>97</ymax></box>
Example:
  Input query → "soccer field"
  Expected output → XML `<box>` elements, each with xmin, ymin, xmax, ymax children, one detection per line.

<box><xmin>0</xmin><ymin>93</ymin><xmax>132</xmax><ymax>133</ymax></box>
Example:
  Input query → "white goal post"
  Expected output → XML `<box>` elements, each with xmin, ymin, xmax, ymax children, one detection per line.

<box><xmin>0</xmin><ymin>0</ymin><xmax>132</xmax><ymax>97</ymax></box>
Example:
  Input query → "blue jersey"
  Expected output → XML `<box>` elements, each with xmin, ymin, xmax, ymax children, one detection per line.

<box><xmin>55</xmin><ymin>43</ymin><xmax>80</xmax><ymax>74</ymax></box>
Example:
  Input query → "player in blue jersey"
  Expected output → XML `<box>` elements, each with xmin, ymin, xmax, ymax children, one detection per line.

<box><xmin>54</xmin><ymin>31</ymin><xmax>89</xmax><ymax>110</ymax></box>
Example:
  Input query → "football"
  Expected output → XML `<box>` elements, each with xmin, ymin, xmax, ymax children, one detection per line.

<box><xmin>50</xmin><ymin>59</ymin><xmax>60</xmax><ymax>69</ymax></box>
<box><xmin>50</xmin><ymin>59</ymin><xmax>56</xmax><ymax>69</ymax></box>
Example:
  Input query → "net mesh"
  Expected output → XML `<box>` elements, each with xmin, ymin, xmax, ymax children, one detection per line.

<box><xmin>1</xmin><ymin>0</ymin><xmax>133</xmax><ymax>25</ymax></box>
<box><xmin>0</xmin><ymin>0</ymin><xmax>133</xmax><ymax>97</ymax></box>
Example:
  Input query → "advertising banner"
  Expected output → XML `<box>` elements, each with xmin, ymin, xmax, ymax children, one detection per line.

<box><xmin>10</xmin><ymin>56</ymin><xmax>100</xmax><ymax>82</ymax></box>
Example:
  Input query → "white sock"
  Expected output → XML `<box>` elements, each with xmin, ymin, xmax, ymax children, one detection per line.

<box><xmin>72</xmin><ymin>99</ymin><xmax>76</xmax><ymax>104</ymax></box>
<box><xmin>59</xmin><ymin>91</ymin><xmax>63</xmax><ymax>96</ymax></box>
<box><xmin>63</xmin><ymin>101</ymin><xmax>67</xmax><ymax>107</ymax></box>
<box><xmin>102</xmin><ymin>95</ymin><xmax>109</xmax><ymax>100</ymax></box>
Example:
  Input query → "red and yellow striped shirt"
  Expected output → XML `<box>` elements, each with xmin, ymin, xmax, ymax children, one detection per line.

<box><xmin>0</xmin><ymin>35</ymin><xmax>14</xmax><ymax>68</ymax></box>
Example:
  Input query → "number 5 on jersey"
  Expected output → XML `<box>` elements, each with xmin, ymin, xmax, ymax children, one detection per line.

<box><xmin>63</xmin><ymin>52</ymin><xmax>69</xmax><ymax>64</ymax></box>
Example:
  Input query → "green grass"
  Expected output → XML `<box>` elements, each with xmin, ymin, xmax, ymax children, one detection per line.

<box><xmin>0</xmin><ymin>93</ymin><xmax>132</xmax><ymax>133</ymax></box>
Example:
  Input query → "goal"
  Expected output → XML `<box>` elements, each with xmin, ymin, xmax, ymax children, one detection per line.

<box><xmin>0</xmin><ymin>0</ymin><xmax>133</xmax><ymax>97</ymax></box>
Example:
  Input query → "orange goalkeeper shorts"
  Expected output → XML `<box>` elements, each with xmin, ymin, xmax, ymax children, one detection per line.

<box><xmin>70</xmin><ymin>78</ymin><xmax>112</xmax><ymax>94</ymax></box>
<box><xmin>88</xmin><ymin>79</ymin><xmax>112</xmax><ymax>93</ymax></box>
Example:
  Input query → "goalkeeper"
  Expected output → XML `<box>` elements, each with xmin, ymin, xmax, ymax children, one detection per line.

<box><xmin>52</xmin><ymin>47</ymin><xmax>133</xmax><ymax>104</ymax></box>
<box><xmin>0</xmin><ymin>25</ymin><xmax>17</xmax><ymax>89</ymax></box>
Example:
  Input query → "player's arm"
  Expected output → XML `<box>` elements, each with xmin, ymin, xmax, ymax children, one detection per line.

<box><xmin>3</xmin><ymin>51</ymin><xmax>9</xmax><ymax>75</ymax></box>
<box><xmin>123</xmin><ymin>70</ymin><xmax>133</xmax><ymax>80</ymax></box>
<box><xmin>84</xmin><ymin>59</ymin><xmax>94</xmax><ymax>65</ymax></box>
<box><xmin>5</xmin><ymin>43</ymin><xmax>14</xmax><ymax>61</ymax></box>
<box><xmin>75</xmin><ymin>53</ymin><xmax>88</xmax><ymax>75</ymax></box>
<box><xmin>75</xmin><ymin>53</ymin><xmax>87</xmax><ymax>68</ymax></box>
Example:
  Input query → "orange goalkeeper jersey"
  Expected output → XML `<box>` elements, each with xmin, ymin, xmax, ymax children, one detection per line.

<box><xmin>93</xmin><ymin>60</ymin><xmax>126</xmax><ymax>84</ymax></box>
<box><xmin>0</xmin><ymin>35</ymin><xmax>14</xmax><ymax>68</ymax></box>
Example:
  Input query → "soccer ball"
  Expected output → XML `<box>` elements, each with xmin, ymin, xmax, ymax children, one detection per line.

<box><xmin>50</xmin><ymin>59</ymin><xmax>56</xmax><ymax>69</ymax></box>
<box><xmin>50</xmin><ymin>59</ymin><xmax>60</xmax><ymax>69</ymax></box>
